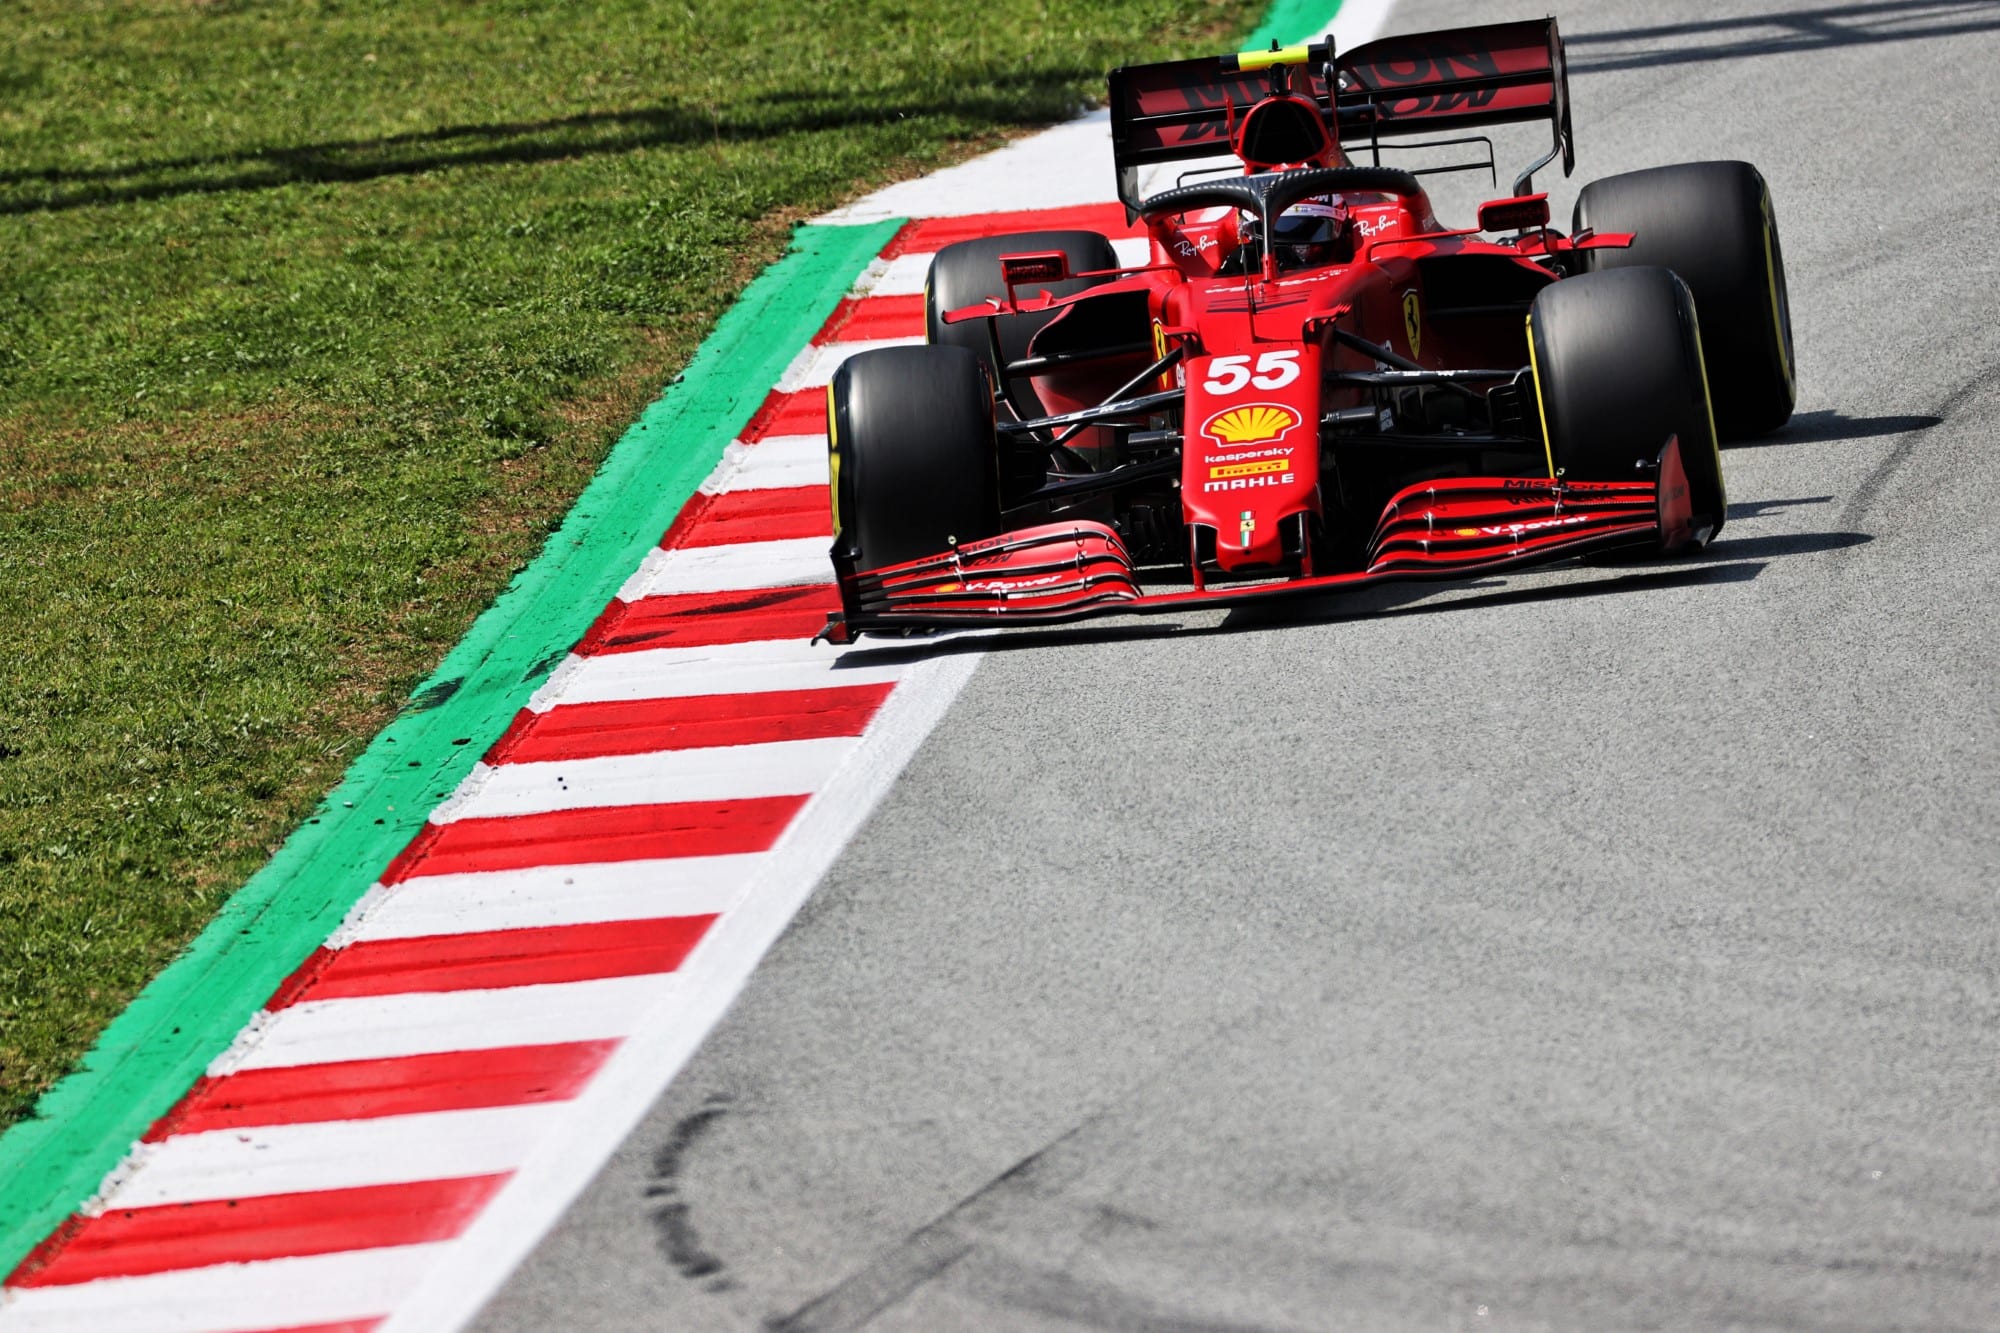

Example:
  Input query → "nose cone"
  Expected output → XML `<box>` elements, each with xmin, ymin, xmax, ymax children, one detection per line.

<box><xmin>1180</xmin><ymin>346</ymin><xmax>1323</xmax><ymax>573</ymax></box>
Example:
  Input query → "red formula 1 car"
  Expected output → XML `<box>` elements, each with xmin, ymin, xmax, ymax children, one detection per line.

<box><xmin>820</xmin><ymin>19</ymin><xmax>1795</xmax><ymax>640</ymax></box>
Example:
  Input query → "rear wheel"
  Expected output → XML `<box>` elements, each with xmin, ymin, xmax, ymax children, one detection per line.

<box><xmin>1529</xmin><ymin>266</ymin><xmax>1726</xmax><ymax>547</ymax></box>
<box><xmin>925</xmin><ymin>229</ymin><xmax>1119</xmax><ymax>421</ymax></box>
<box><xmin>1574</xmin><ymin>160</ymin><xmax>1794</xmax><ymax>437</ymax></box>
<box><xmin>828</xmin><ymin>344</ymin><xmax>1002</xmax><ymax>573</ymax></box>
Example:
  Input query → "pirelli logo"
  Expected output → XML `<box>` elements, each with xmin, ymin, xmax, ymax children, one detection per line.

<box><xmin>1208</xmin><ymin>458</ymin><xmax>1290</xmax><ymax>481</ymax></box>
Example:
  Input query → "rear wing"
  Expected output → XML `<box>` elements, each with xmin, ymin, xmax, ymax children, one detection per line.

<box><xmin>1108</xmin><ymin>19</ymin><xmax>1573</xmax><ymax>214</ymax></box>
<box><xmin>1339</xmin><ymin>19</ymin><xmax>1573</xmax><ymax>194</ymax></box>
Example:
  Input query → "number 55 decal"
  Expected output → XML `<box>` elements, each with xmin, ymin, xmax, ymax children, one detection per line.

<box><xmin>1202</xmin><ymin>349</ymin><xmax>1301</xmax><ymax>394</ymax></box>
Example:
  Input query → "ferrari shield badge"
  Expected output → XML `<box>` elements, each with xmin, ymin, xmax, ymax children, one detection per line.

<box><xmin>1402</xmin><ymin>290</ymin><xmax>1422</xmax><ymax>360</ymax></box>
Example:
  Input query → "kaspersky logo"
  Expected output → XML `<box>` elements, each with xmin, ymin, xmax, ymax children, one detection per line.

<box><xmin>1201</xmin><ymin>402</ymin><xmax>1300</xmax><ymax>448</ymax></box>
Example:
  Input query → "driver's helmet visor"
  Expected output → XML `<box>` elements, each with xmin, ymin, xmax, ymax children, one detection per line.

<box><xmin>1273</xmin><ymin>199</ymin><xmax>1346</xmax><ymax>250</ymax></box>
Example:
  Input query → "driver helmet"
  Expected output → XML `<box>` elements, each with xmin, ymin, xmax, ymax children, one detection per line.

<box><xmin>1270</xmin><ymin>195</ymin><xmax>1350</xmax><ymax>270</ymax></box>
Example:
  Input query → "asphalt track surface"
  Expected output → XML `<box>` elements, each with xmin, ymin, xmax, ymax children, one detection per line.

<box><xmin>478</xmin><ymin>2</ymin><xmax>2000</xmax><ymax>1328</ymax></box>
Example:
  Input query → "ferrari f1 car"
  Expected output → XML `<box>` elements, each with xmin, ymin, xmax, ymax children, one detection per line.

<box><xmin>820</xmin><ymin>19</ymin><xmax>1795</xmax><ymax>640</ymax></box>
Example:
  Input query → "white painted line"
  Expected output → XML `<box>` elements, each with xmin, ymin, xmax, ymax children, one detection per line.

<box><xmin>821</xmin><ymin>110</ymin><xmax>1123</xmax><ymax>223</ymax></box>
<box><xmin>710</xmin><ymin>436</ymin><xmax>829</xmax><ymax>492</ymax></box>
<box><xmin>443</xmin><ymin>736</ymin><xmax>856</xmax><ymax>822</ymax></box>
<box><xmin>0</xmin><ymin>1242</ymin><xmax>446</xmax><ymax>1333</ymax></box>
<box><xmin>1329</xmin><ymin>0</ymin><xmax>1398</xmax><ymax>50</ymax></box>
<box><xmin>101</xmin><ymin>1104</ymin><xmax>561</xmax><ymax>1210</ymax></box>
<box><xmin>229</xmin><ymin>975</ymin><xmax>679</xmax><ymax>1071</ymax></box>
<box><xmin>613</xmin><ymin>535</ymin><xmax>832</xmax><ymax>601</ymax></box>
<box><xmin>377</xmin><ymin>651</ymin><xmax>986</xmax><ymax>1333</ymax></box>
<box><xmin>342</xmin><ymin>855</ymin><xmax>763</xmax><ymax>942</ymax></box>
<box><xmin>537</xmin><ymin>639</ymin><xmax>904</xmax><ymax>709</ymax></box>
<box><xmin>774</xmin><ymin>336</ymin><xmax>922</xmax><ymax>392</ymax></box>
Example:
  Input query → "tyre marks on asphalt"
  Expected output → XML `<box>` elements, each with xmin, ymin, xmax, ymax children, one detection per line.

<box><xmin>0</xmin><ymin>203</ymin><xmax>1143</xmax><ymax>1333</ymax></box>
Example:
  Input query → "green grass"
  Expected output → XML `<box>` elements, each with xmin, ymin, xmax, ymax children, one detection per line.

<box><xmin>0</xmin><ymin>0</ymin><xmax>1261</xmax><ymax>1127</ymax></box>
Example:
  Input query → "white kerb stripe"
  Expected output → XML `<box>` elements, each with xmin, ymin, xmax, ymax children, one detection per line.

<box><xmin>345</xmin><ymin>854</ymin><xmax>762</xmax><ymax>942</ymax></box>
<box><xmin>613</xmin><ymin>536</ymin><xmax>832</xmax><ymax>602</ymax></box>
<box><xmin>442</xmin><ymin>736</ymin><xmax>855</xmax><ymax>822</ymax></box>
<box><xmin>536</xmin><ymin>639</ymin><xmax>903</xmax><ymax>709</ymax></box>
<box><xmin>0</xmin><ymin>1242</ymin><xmax>448</xmax><ymax>1333</ymax></box>
<box><xmin>230</xmin><ymin>974</ymin><xmax>679</xmax><ymax>1070</ymax></box>
<box><xmin>873</xmin><ymin>251</ymin><xmax>935</xmax><ymax>298</ymax></box>
<box><xmin>712</xmin><ymin>435</ymin><xmax>829</xmax><ymax>492</ymax></box>
<box><xmin>775</xmin><ymin>337</ymin><xmax>922</xmax><ymax>392</ymax></box>
<box><xmin>98</xmin><ymin>1103</ymin><xmax>563</xmax><ymax>1210</ymax></box>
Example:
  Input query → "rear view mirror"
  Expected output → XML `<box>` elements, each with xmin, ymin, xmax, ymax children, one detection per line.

<box><xmin>1478</xmin><ymin>194</ymin><xmax>1551</xmax><ymax>233</ymax></box>
<box><xmin>999</xmin><ymin>251</ymin><xmax>1071</xmax><ymax>287</ymax></box>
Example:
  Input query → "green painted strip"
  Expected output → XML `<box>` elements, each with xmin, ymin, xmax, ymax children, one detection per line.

<box><xmin>1243</xmin><ymin>0</ymin><xmax>1343</xmax><ymax>53</ymax></box>
<box><xmin>0</xmin><ymin>218</ymin><xmax>900</xmax><ymax>1276</ymax></box>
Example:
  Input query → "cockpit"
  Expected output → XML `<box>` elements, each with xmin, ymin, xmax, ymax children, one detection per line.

<box><xmin>1142</xmin><ymin>64</ymin><xmax>1384</xmax><ymax>277</ymax></box>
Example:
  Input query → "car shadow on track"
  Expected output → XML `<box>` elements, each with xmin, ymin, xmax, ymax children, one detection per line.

<box><xmin>1731</xmin><ymin>410</ymin><xmax>1943</xmax><ymax>449</ymax></box>
<box><xmin>1566</xmin><ymin>0</ymin><xmax>2000</xmax><ymax>75</ymax></box>
<box><xmin>1729</xmin><ymin>494</ymin><xmax>1833</xmax><ymax>520</ymax></box>
<box><xmin>830</xmin><ymin>529</ymin><xmax>1873</xmax><ymax>666</ymax></box>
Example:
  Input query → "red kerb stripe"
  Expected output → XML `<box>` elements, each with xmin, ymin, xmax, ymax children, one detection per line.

<box><xmin>146</xmin><ymin>1041</ymin><xmax>621</xmax><ymax>1139</ymax></box>
<box><xmin>670</xmin><ymin>486</ymin><xmax>830</xmax><ymax>549</ymax></box>
<box><xmin>382</xmin><ymin>795</ymin><xmax>807</xmax><ymax>882</ymax></box>
<box><xmin>577</xmin><ymin>585</ymin><xmax>838</xmax><ymax>655</ymax></box>
<box><xmin>490</xmin><ymin>684</ymin><xmax>892</xmax><ymax>764</ymax></box>
<box><xmin>269</xmin><ymin>916</ymin><xmax>718</xmax><ymax>1007</ymax></box>
<box><xmin>9</xmin><ymin>1175</ymin><xmax>507</xmax><ymax>1288</ymax></box>
<box><xmin>819</xmin><ymin>293</ymin><xmax>925</xmax><ymax>342</ymax></box>
<box><xmin>884</xmin><ymin>203</ymin><xmax>1145</xmax><ymax>257</ymax></box>
<box><xmin>744</xmin><ymin>388</ymin><xmax>826</xmax><ymax>441</ymax></box>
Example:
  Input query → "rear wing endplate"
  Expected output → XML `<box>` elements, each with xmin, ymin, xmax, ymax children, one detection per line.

<box><xmin>1109</xmin><ymin>18</ymin><xmax>1573</xmax><ymax>215</ymax></box>
<box><xmin>1108</xmin><ymin>45</ymin><xmax>1337</xmax><ymax>215</ymax></box>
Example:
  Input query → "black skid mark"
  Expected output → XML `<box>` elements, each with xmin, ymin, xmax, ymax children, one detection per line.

<box><xmin>643</xmin><ymin>1094</ymin><xmax>735</xmax><ymax>1292</ymax></box>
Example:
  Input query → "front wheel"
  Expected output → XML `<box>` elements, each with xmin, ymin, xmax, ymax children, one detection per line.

<box><xmin>1529</xmin><ymin>266</ymin><xmax>1727</xmax><ymax>548</ymax></box>
<box><xmin>827</xmin><ymin>344</ymin><xmax>1003</xmax><ymax>573</ymax></box>
<box><xmin>1575</xmin><ymin>160</ymin><xmax>1795</xmax><ymax>437</ymax></box>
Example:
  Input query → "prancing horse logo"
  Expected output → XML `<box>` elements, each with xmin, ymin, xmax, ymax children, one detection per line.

<box><xmin>1402</xmin><ymin>290</ymin><xmax>1423</xmax><ymax>360</ymax></box>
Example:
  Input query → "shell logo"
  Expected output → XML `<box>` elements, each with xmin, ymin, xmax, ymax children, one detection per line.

<box><xmin>1202</xmin><ymin>402</ymin><xmax>1300</xmax><ymax>448</ymax></box>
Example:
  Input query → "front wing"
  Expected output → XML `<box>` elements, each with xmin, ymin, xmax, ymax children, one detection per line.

<box><xmin>821</xmin><ymin>438</ymin><xmax>1697</xmax><ymax>642</ymax></box>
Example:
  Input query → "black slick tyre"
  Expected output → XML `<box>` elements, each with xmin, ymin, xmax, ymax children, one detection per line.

<box><xmin>1574</xmin><ymin>160</ymin><xmax>1795</xmax><ymax>437</ymax></box>
<box><xmin>1528</xmin><ymin>266</ymin><xmax>1727</xmax><ymax>547</ymax></box>
<box><xmin>925</xmin><ymin>229</ymin><xmax>1119</xmax><ymax>419</ymax></box>
<box><xmin>828</xmin><ymin>344</ymin><xmax>1002</xmax><ymax>575</ymax></box>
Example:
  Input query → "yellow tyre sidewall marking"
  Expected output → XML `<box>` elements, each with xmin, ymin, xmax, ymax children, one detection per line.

<box><xmin>826</xmin><ymin>382</ymin><xmax>842</xmax><ymax>538</ymax></box>
<box><xmin>1761</xmin><ymin>191</ymin><xmax>1794</xmax><ymax>397</ymax></box>
<box><xmin>1525</xmin><ymin>312</ymin><xmax>1556</xmax><ymax>479</ymax></box>
<box><xmin>1683</xmin><ymin>297</ymin><xmax>1727</xmax><ymax>518</ymax></box>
